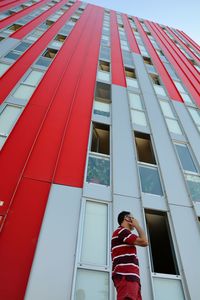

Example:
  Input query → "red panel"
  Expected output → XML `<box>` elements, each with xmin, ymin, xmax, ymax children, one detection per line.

<box><xmin>110</xmin><ymin>10</ymin><xmax>126</xmax><ymax>87</ymax></box>
<box><xmin>167</xmin><ymin>28</ymin><xmax>200</xmax><ymax>64</ymax></box>
<box><xmin>133</xmin><ymin>17</ymin><xmax>182</xmax><ymax>102</ymax></box>
<box><xmin>0</xmin><ymin>104</ymin><xmax>47</xmax><ymax>211</ymax></box>
<box><xmin>0</xmin><ymin>178</ymin><xmax>50</xmax><ymax>300</ymax></box>
<box><xmin>0</xmin><ymin>1</ymin><xmax>80</xmax><ymax>105</ymax></box>
<box><xmin>147</xmin><ymin>21</ymin><xmax>200</xmax><ymax>106</ymax></box>
<box><xmin>54</xmin><ymin>6</ymin><xmax>104</xmax><ymax>186</ymax></box>
<box><xmin>0</xmin><ymin>0</ymin><xmax>27</xmax><ymax>11</ymax></box>
<box><xmin>178</xmin><ymin>30</ymin><xmax>200</xmax><ymax>53</ymax></box>
<box><xmin>156</xmin><ymin>25</ymin><xmax>200</xmax><ymax>88</ymax></box>
<box><xmin>0</xmin><ymin>0</ymin><xmax>50</xmax><ymax>29</ymax></box>
<box><xmin>122</xmin><ymin>14</ymin><xmax>140</xmax><ymax>54</ymax></box>
<box><xmin>11</xmin><ymin>0</ymin><xmax>69</xmax><ymax>39</ymax></box>
<box><xmin>23</xmin><ymin>5</ymin><xmax>96</xmax><ymax>182</ymax></box>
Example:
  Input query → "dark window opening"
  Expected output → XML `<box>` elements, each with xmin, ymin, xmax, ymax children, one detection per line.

<box><xmin>8</xmin><ymin>23</ymin><xmax>22</xmax><ymax>31</ymax></box>
<box><xmin>95</xmin><ymin>82</ymin><xmax>111</xmax><ymax>102</ymax></box>
<box><xmin>55</xmin><ymin>34</ymin><xmax>67</xmax><ymax>43</ymax></box>
<box><xmin>135</xmin><ymin>132</ymin><xmax>156</xmax><ymax>164</ymax></box>
<box><xmin>98</xmin><ymin>60</ymin><xmax>110</xmax><ymax>72</ymax></box>
<box><xmin>91</xmin><ymin>122</ymin><xmax>110</xmax><ymax>155</ymax></box>
<box><xmin>42</xmin><ymin>48</ymin><xmax>58</xmax><ymax>59</ymax></box>
<box><xmin>145</xmin><ymin>210</ymin><xmax>179</xmax><ymax>275</ymax></box>
<box><xmin>150</xmin><ymin>73</ymin><xmax>161</xmax><ymax>85</ymax></box>
<box><xmin>125</xmin><ymin>67</ymin><xmax>137</xmax><ymax>79</ymax></box>
<box><xmin>143</xmin><ymin>56</ymin><xmax>152</xmax><ymax>65</ymax></box>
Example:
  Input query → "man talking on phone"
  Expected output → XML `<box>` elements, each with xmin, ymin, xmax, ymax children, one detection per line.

<box><xmin>111</xmin><ymin>211</ymin><xmax>148</xmax><ymax>300</ymax></box>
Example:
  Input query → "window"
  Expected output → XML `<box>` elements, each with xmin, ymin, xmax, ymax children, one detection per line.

<box><xmin>188</xmin><ymin>108</ymin><xmax>200</xmax><ymax>128</ymax></box>
<box><xmin>98</xmin><ymin>60</ymin><xmax>110</xmax><ymax>72</ymax></box>
<box><xmin>129</xmin><ymin>93</ymin><xmax>143</xmax><ymax>110</ymax></box>
<box><xmin>160</xmin><ymin>101</ymin><xmax>174</xmax><ymax>118</ymax></box>
<box><xmin>166</xmin><ymin>119</ymin><xmax>182</xmax><ymax>135</ymax></box>
<box><xmin>174</xmin><ymin>81</ymin><xmax>185</xmax><ymax>93</ymax></box>
<box><xmin>0</xmin><ymin>105</ymin><xmax>22</xmax><ymax>149</ymax></box>
<box><xmin>75</xmin><ymin>269</ymin><xmax>109</xmax><ymax>300</ymax></box>
<box><xmin>99</xmin><ymin>46</ymin><xmax>110</xmax><ymax>61</ymax></box>
<box><xmin>135</xmin><ymin>132</ymin><xmax>156</xmax><ymax>164</ymax></box>
<box><xmin>125</xmin><ymin>67</ymin><xmax>138</xmax><ymax>88</ymax></box>
<box><xmin>175</xmin><ymin>144</ymin><xmax>197</xmax><ymax>173</ymax></box>
<box><xmin>93</xmin><ymin>101</ymin><xmax>110</xmax><ymax>117</ymax></box>
<box><xmin>122</xmin><ymin>51</ymin><xmax>134</xmax><ymax>66</ymax></box>
<box><xmin>150</xmin><ymin>73</ymin><xmax>161</xmax><ymax>85</ymax></box>
<box><xmin>145</xmin><ymin>210</ymin><xmax>179</xmax><ymax>274</ymax></box>
<box><xmin>81</xmin><ymin>201</ymin><xmax>108</xmax><ymax>265</ymax></box>
<box><xmin>0</xmin><ymin>62</ymin><xmax>10</xmax><ymax>76</ymax></box>
<box><xmin>153</xmin><ymin>277</ymin><xmax>185</xmax><ymax>300</ymax></box>
<box><xmin>185</xmin><ymin>174</ymin><xmax>200</xmax><ymax>202</ymax></box>
<box><xmin>42</xmin><ymin>48</ymin><xmax>58</xmax><ymax>59</ymax></box>
<box><xmin>23</xmin><ymin>70</ymin><xmax>44</xmax><ymax>86</ymax></box>
<box><xmin>129</xmin><ymin>92</ymin><xmax>148</xmax><ymax>127</ymax></box>
<box><xmin>7</xmin><ymin>23</ymin><xmax>22</xmax><ymax>31</ymax></box>
<box><xmin>95</xmin><ymin>82</ymin><xmax>111</xmax><ymax>102</ymax></box>
<box><xmin>97</xmin><ymin>60</ymin><xmax>110</xmax><ymax>82</ymax></box>
<box><xmin>91</xmin><ymin>122</ymin><xmax>110</xmax><ymax>155</ymax></box>
<box><xmin>13</xmin><ymin>42</ymin><xmax>30</xmax><ymax>52</ymax></box>
<box><xmin>12</xmin><ymin>85</ymin><xmax>35</xmax><ymax>100</ymax></box>
<box><xmin>139</xmin><ymin>165</ymin><xmax>163</xmax><ymax>195</ymax></box>
<box><xmin>131</xmin><ymin>110</ymin><xmax>147</xmax><ymax>127</ymax></box>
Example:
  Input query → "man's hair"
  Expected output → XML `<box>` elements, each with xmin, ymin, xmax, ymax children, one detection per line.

<box><xmin>118</xmin><ymin>211</ymin><xmax>130</xmax><ymax>225</ymax></box>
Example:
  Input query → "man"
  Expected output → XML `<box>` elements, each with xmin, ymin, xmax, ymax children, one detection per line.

<box><xmin>111</xmin><ymin>211</ymin><xmax>148</xmax><ymax>300</ymax></box>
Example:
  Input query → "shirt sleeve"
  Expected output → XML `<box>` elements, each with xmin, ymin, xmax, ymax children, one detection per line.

<box><xmin>118</xmin><ymin>228</ymin><xmax>138</xmax><ymax>245</ymax></box>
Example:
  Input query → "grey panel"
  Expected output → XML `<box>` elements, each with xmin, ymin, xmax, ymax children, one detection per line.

<box><xmin>113</xmin><ymin>194</ymin><xmax>153</xmax><ymax>300</ymax></box>
<box><xmin>142</xmin><ymin>194</ymin><xmax>168</xmax><ymax>211</ymax></box>
<box><xmin>194</xmin><ymin>202</ymin><xmax>200</xmax><ymax>217</ymax></box>
<box><xmin>0</xmin><ymin>38</ymin><xmax>19</xmax><ymax>57</ymax></box>
<box><xmin>112</xmin><ymin>84</ymin><xmax>140</xmax><ymax>198</ymax></box>
<box><xmin>83</xmin><ymin>182</ymin><xmax>111</xmax><ymax>202</ymax></box>
<box><xmin>170</xmin><ymin>204</ymin><xmax>200</xmax><ymax>299</ymax></box>
<box><xmin>6</xmin><ymin>96</ymin><xmax>29</xmax><ymax>106</ymax></box>
<box><xmin>173</xmin><ymin>101</ymin><xmax>200</xmax><ymax>164</ymax></box>
<box><xmin>25</xmin><ymin>184</ymin><xmax>82</xmax><ymax>300</ymax></box>
<box><xmin>133</xmin><ymin>54</ymin><xmax>191</xmax><ymax>207</ymax></box>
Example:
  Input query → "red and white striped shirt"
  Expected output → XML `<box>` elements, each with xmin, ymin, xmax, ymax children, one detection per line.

<box><xmin>111</xmin><ymin>226</ymin><xmax>140</xmax><ymax>283</ymax></box>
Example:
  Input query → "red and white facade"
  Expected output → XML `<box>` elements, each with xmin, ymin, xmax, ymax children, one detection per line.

<box><xmin>0</xmin><ymin>0</ymin><xmax>200</xmax><ymax>299</ymax></box>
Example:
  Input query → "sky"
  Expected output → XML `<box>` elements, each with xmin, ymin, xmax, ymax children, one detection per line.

<box><xmin>84</xmin><ymin>0</ymin><xmax>200</xmax><ymax>45</ymax></box>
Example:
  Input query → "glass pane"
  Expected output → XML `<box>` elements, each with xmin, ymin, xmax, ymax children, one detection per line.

<box><xmin>12</xmin><ymin>84</ymin><xmax>35</xmax><ymax>100</ymax></box>
<box><xmin>0</xmin><ymin>136</ymin><xmax>6</xmax><ymax>149</ymax></box>
<box><xmin>14</xmin><ymin>42</ymin><xmax>30</xmax><ymax>52</ymax></box>
<box><xmin>189</xmin><ymin>108</ymin><xmax>200</xmax><ymax>125</ymax></box>
<box><xmin>75</xmin><ymin>269</ymin><xmax>109</xmax><ymax>300</ymax></box>
<box><xmin>129</xmin><ymin>93</ymin><xmax>142</xmax><ymax>110</ymax></box>
<box><xmin>131</xmin><ymin>110</ymin><xmax>147</xmax><ymax>127</ymax></box>
<box><xmin>174</xmin><ymin>81</ymin><xmax>185</xmax><ymax>93</ymax></box>
<box><xmin>181</xmin><ymin>93</ymin><xmax>193</xmax><ymax>104</ymax></box>
<box><xmin>139</xmin><ymin>165</ymin><xmax>163</xmax><ymax>195</ymax></box>
<box><xmin>50</xmin><ymin>40</ymin><xmax>63</xmax><ymax>48</ymax></box>
<box><xmin>166</xmin><ymin>118</ymin><xmax>182</xmax><ymax>135</ymax></box>
<box><xmin>86</xmin><ymin>155</ymin><xmax>110</xmax><ymax>186</ymax></box>
<box><xmin>153</xmin><ymin>277</ymin><xmax>185</xmax><ymax>300</ymax></box>
<box><xmin>23</xmin><ymin>70</ymin><xmax>44</xmax><ymax>86</ymax></box>
<box><xmin>97</xmin><ymin>71</ymin><xmax>110</xmax><ymax>82</ymax></box>
<box><xmin>0</xmin><ymin>63</ymin><xmax>10</xmax><ymax>76</ymax></box>
<box><xmin>185</xmin><ymin>174</ymin><xmax>200</xmax><ymax>201</ymax></box>
<box><xmin>0</xmin><ymin>105</ymin><xmax>22</xmax><ymax>134</ymax></box>
<box><xmin>81</xmin><ymin>201</ymin><xmax>108</xmax><ymax>265</ymax></box>
<box><xmin>175</xmin><ymin>144</ymin><xmax>197</xmax><ymax>173</ymax></box>
<box><xmin>126</xmin><ymin>78</ymin><xmax>139</xmax><ymax>88</ymax></box>
<box><xmin>160</xmin><ymin>101</ymin><xmax>174</xmax><ymax>118</ymax></box>
<box><xmin>35</xmin><ymin>57</ymin><xmax>51</xmax><ymax>67</ymax></box>
<box><xmin>4</xmin><ymin>51</ymin><xmax>21</xmax><ymax>60</ymax></box>
<box><xmin>94</xmin><ymin>101</ymin><xmax>110</xmax><ymax>117</ymax></box>
<box><xmin>154</xmin><ymin>85</ymin><xmax>167</xmax><ymax>96</ymax></box>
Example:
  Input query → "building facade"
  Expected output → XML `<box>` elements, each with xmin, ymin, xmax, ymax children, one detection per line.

<box><xmin>0</xmin><ymin>0</ymin><xmax>200</xmax><ymax>299</ymax></box>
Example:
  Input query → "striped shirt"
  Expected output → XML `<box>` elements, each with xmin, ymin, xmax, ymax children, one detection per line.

<box><xmin>111</xmin><ymin>226</ymin><xmax>140</xmax><ymax>283</ymax></box>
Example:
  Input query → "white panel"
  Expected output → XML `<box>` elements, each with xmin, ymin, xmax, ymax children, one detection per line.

<box><xmin>81</xmin><ymin>201</ymin><xmax>108</xmax><ymax>265</ymax></box>
<box><xmin>75</xmin><ymin>269</ymin><xmax>109</xmax><ymax>300</ymax></box>
<box><xmin>0</xmin><ymin>105</ymin><xmax>22</xmax><ymax>134</ymax></box>
<box><xmin>153</xmin><ymin>277</ymin><xmax>185</xmax><ymax>300</ymax></box>
<box><xmin>131</xmin><ymin>110</ymin><xmax>147</xmax><ymax>127</ymax></box>
<box><xmin>12</xmin><ymin>84</ymin><xmax>35</xmax><ymax>100</ymax></box>
<box><xmin>25</xmin><ymin>185</ymin><xmax>82</xmax><ymax>300</ymax></box>
<box><xmin>0</xmin><ymin>62</ymin><xmax>10</xmax><ymax>76</ymax></box>
<box><xmin>170</xmin><ymin>205</ymin><xmax>200</xmax><ymax>300</ymax></box>
<box><xmin>23</xmin><ymin>70</ymin><xmax>44</xmax><ymax>86</ymax></box>
<box><xmin>129</xmin><ymin>92</ymin><xmax>143</xmax><ymax>110</ymax></box>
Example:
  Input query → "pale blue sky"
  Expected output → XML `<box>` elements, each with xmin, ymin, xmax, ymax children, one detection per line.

<box><xmin>85</xmin><ymin>0</ymin><xmax>200</xmax><ymax>45</ymax></box>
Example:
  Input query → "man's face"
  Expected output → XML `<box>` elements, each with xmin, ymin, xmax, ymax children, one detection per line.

<box><xmin>124</xmin><ymin>214</ymin><xmax>135</xmax><ymax>230</ymax></box>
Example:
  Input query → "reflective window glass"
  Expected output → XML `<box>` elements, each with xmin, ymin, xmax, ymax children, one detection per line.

<box><xmin>0</xmin><ymin>105</ymin><xmax>22</xmax><ymax>137</ymax></box>
<box><xmin>166</xmin><ymin>119</ymin><xmax>182</xmax><ymax>135</ymax></box>
<box><xmin>0</xmin><ymin>62</ymin><xmax>10</xmax><ymax>76</ymax></box>
<box><xmin>188</xmin><ymin>108</ymin><xmax>200</xmax><ymax>125</ymax></box>
<box><xmin>23</xmin><ymin>70</ymin><xmax>44</xmax><ymax>86</ymax></box>
<box><xmin>153</xmin><ymin>278</ymin><xmax>185</xmax><ymax>300</ymax></box>
<box><xmin>154</xmin><ymin>85</ymin><xmax>167</xmax><ymax>96</ymax></box>
<box><xmin>97</xmin><ymin>71</ymin><xmax>110</xmax><ymax>82</ymax></box>
<box><xmin>94</xmin><ymin>101</ymin><xmax>110</xmax><ymax>117</ymax></box>
<box><xmin>175</xmin><ymin>144</ymin><xmax>197</xmax><ymax>173</ymax></box>
<box><xmin>160</xmin><ymin>101</ymin><xmax>174</xmax><ymax>118</ymax></box>
<box><xmin>139</xmin><ymin>165</ymin><xmax>163</xmax><ymax>195</ymax></box>
<box><xmin>185</xmin><ymin>174</ymin><xmax>200</xmax><ymax>201</ymax></box>
<box><xmin>126</xmin><ymin>78</ymin><xmax>139</xmax><ymax>88</ymax></box>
